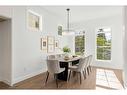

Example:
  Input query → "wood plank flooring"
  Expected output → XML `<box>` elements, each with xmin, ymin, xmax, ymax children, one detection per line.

<box><xmin>0</xmin><ymin>67</ymin><xmax>124</xmax><ymax>89</ymax></box>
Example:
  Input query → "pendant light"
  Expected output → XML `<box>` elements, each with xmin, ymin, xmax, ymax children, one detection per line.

<box><xmin>62</xmin><ymin>8</ymin><xmax>75</xmax><ymax>35</ymax></box>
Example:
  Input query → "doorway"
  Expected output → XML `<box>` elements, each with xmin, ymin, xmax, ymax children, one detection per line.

<box><xmin>0</xmin><ymin>16</ymin><xmax>12</xmax><ymax>87</ymax></box>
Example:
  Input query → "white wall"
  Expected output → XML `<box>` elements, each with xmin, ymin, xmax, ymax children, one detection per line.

<box><xmin>123</xmin><ymin>6</ymin><xmax>127</xmax><ymax>88</ymax></box>
<box><xmin>11</xmin><ymin>6</ymin><xmax>67</xmax><ymax>85</ymax></box>
<box><xmin>0</xmin><ymin>20</ymin><xmax>12</xmax><ymax>85</ymax></box>
<box><xmin>71</xmin><ymin>14</ymin><xmax>124</xmax><ymax>69</ymax></box>
<box><xmin>0</xmin><ymin>6</ymin><xmax>67</xmax><ymax>85</ymax></box>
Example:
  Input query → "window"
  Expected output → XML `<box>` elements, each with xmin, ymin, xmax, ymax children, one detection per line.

<box><xmin>75</xmin><ymin>35</ymin><xmax>85</xmax><ymax>55</ymax></box>
<box><xmin>96</xmin><ymin>28</ymin><xmax>111</xmax><ymax>60</ymax></box>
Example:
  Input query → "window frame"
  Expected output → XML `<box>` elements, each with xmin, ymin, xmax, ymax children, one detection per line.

<box><xmin>95</xmin><ymin>27</ymin><xmax>112</xmax><ymax>62</ymax></box>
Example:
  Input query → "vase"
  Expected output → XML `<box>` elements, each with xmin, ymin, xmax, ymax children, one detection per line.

<box><xmin>64</xmin><ymin>52</ymin><xmax>70</xmax><ymax>60</ymax></box>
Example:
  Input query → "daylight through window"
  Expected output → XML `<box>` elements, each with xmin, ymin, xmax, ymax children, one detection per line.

<box><xmin>96</xmin><ymin>28</ymin><xmax>111</xmax><ymax>60</ymax></box>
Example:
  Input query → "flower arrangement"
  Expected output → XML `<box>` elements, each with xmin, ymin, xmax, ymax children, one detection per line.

<box><xmin>62</xmin><ymin>46</ymin><xmax>71</xmax><ymax>53</ymax></box>
<box><xmin>62</xmin><ymin>46</ymin><xmax>71</xmax><ymax>60</ymax></box>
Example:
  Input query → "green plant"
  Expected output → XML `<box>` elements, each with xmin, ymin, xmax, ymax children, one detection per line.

<box><xmin>63</xmin><ymin>46</ymin><xmax>71</xmax><ymax>53</ymax></box>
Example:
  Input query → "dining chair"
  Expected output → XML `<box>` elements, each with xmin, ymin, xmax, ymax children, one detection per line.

<box><xmin>73</xmin><ymin>55</ymin><xmax>92</xmax><ymax>76</ymax></box>
<box><xmin>87</xmin><ymin>55</ymin><xmax>93</xmax><ymax>73</ymax></box>
<box><xmin>47</xmin><ymin>55</ymin><xmax>55</xmax><ymax>60</ymax></box>
<box><xmin>68</xmin><ymin>56</ymin><xmax>89</xmax><ymax>84</ymax></box>
<box><xmin>45</xmin><ymin>59</ymin><xmax>65</xmax><ymax>88</ymax></box>
<box><xmin>55</xmin><ymin>54</ymin><xmax>62</xmax><ymax>59</ymax></box>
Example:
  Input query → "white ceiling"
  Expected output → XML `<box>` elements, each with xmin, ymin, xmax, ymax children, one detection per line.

<box><xmin>43</xmin><ymin>6</ymin><xmax>123</xmax><ymax>23</ymax></box>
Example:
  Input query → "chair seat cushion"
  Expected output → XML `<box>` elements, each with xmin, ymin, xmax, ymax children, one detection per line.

<box><xmin>55</xmin><ymin>68</ymin><xmax>65</xmax><ymax>74</ymax></box>
<box><xmin>69</xmin><ymin>65</ymin><xmax>78</xmax><ymax>71</ymax></box>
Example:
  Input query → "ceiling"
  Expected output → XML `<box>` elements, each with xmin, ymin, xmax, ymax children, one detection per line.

<box><xmin>43</xmin><ymin>6</ymin><xmax>123</xmax><ymax>23</ymax></box>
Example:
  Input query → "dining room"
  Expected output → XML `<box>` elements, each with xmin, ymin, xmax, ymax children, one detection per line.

<box><xmin>0</xmin><ymin>6</ymin><xmax>125</xmax><ymax>90</ymax></box>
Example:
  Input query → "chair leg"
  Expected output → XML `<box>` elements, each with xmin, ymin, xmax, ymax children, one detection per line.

<box><xmin>87</xmin><ymin>67</ymin><xmax>89</xmax><ymax>75</ymax></box>
<box><xmin>79</xmin><ymin>72</ymin><xmax>82</xmax><ymax>84</ymax></box>
<box><xmin>54</xmin><ymin>74</ymin><xmax>58</xmax><ymax>88</ymax></box>
<box><xmin>90</xmin><ymin>66</ymin><xmax>92</xmax><ymax>72</ymax></box>
<box><xmin>45</xmin><ymin>71</ymin><xmax>49</xmax><ymax>84</ymax></box>
<box><xmin>68</xmin><ymin>71</ymin><xmax>71</xmax><ymax>81</ymax></box>
<box><xmin>83</xmin><ymin>70</ymin><xmax>86</xmax><ymax>79</ymax></box>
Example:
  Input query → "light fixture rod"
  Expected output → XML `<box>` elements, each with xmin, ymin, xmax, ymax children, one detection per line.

<box><xmin>67</xmin><ymin>8</ymin><xmax>70</xmax><ymax>32</ymax></box>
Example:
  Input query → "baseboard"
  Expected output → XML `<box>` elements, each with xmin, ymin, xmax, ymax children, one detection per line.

<box><xmin>124</xmin><ymin>81</ymin><xmax>127</xmax><ymax>89</ymax></box>
<box><xmin>12</xmin><ymin>69</ymin><xmax>46</xmax><ymax>85</ymax></box>
<box><xmin>92</xmin><ymin>64</ymin><xmax>123</xmax><ymax>70</ymax></box>
<box><xmin>2</xmin><ymin>79</ymin><xmax>11</xmax><ymax>86</ymax></box>
<box><xmin>0</xmin><ymin>77</ymin><xmax>12</xmax><ymax>86</ymax></box>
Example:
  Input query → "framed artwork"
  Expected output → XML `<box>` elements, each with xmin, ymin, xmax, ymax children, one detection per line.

<box><xmin>41</xmin><ymin>36</ymin><xmax>47</xmax><ymax>52</ymax></box>
<box><xmin>48</xmin><ymin>36</ymin><xmax>54</xmax><ymax>45</ymax></box>
<box><xmin>58</xmin><ymin>26</ymin><xmax>62</xmax><ymax>35</ymax></box>
<box><xmin>27</xmin><ymin>10</ymin><xmax>42</xmax><ymax>31</ymax></box>
<box><xmin>48</xmin><ymin>45</ymin><xmax>54</xmax><ymax>53</ymax></box>
<box><xmin>55</xmin><ymin>40</ymin><xmax>59</xmax><ymax>48</ymax></box>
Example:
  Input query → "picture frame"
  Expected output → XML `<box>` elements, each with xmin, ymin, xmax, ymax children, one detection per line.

<box><xmin>41</xmin><ymin>36</ymin><xmax>48</xmax><ymax>52</ymax></box>
<box><xmin>58</xmin><ymin>25</ymin><xmax>62</xmax><ymax>35</ymax></box>
<box><xmin>47</xmin><ymin>36</ymin><xmax>54</xmax><ymax>45</ymax></box>
<box><xmin>27</xmin><ymin>10</ymin><xmax>42</xmax><ymax>31</ymax></box>
<box><xmin>55</xmin><ymin>40</ymin><xmax>59</xmax><ymax>49</ymax></box>
<box><xmin>48</xmin><ymin>44</ymin><xmax>54</xmax><ymax>53</ymax></box>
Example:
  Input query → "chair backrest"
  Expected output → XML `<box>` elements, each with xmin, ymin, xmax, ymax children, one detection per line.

<box><xmin>60</xmin><ymin>54</ymin><xmax>65</xmax><ymax>57</ymax></box>
<box><xmin>47</xmin><ymin>55</ymin><xmax>55</xmax><ymax>60</ymax></box>
<box><xmin>88</xmin><ymin>55</ymin><xmax>93</xmax><ymax>66</ymax></box>
<box><xmin>47</xmin><ymin>59</ymin><xmax>61</xmax><ymax>74</ymax></box>
<box><xmin>77</xmin><ymin>56</ymin><xmax>89</xmax><ymax>71</ymax></box>
<box><xmin>55</xmin><ymin>54</ymin><xmax>62</xmax><ymax>59</ymax></box>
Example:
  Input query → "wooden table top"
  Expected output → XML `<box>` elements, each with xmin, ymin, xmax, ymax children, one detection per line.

<box><xmin>56</xmin><ymin>56</ymin><xmax>82</xmax><ymax>62</ymax></box>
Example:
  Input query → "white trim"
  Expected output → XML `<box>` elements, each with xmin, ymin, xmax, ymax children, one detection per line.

<box><xmin>12</xmin><ymin>69</ymin><xmax>45</xmax><ymax>85</ymax></box>
<box><xmin>95</xmin><ymin>27</ymin><xmax>112</xmax><ymax>61</ymax></box>
<box><xmin>2</xmin><ymin>79</ymin><xmax>11</xmax><ymax>86</ymax></box>
<box><xmin>0</xmin><ymin>77</ymin><xmax>12</xmax><ymax>86</ymax></box>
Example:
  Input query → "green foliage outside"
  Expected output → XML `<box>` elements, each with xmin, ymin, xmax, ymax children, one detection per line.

<box><xmin>63</xmin><ymin>46</ymin><xmax>71</xmax><ymax>53</ymax></box>
<box><xmin>97</xmin><ymin>33</ymin><xmax>111</xmax><ymax>60</ymax></box>
<box><xmin>75</xmin><ymin>35</ymin><xmax>85</xmax><ymax>55</ymax></box>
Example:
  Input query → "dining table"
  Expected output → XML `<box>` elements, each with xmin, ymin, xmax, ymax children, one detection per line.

<box><xmin>56</xmin><ymin>56</ymin><xmax>82</xmax><ymax>81</ymax></box>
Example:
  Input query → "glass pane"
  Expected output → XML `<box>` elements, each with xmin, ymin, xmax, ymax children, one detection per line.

<box><xmin>103</xmin><ymin>47</ymin><xmax>111</xmax><ymax>60</ymax></box>
<box><xmin>97</xmin><ymin>47</ymin><xmax>111</xmax><ymax>60</ymax></box>
<box><xmin>96</xmin><ymin>28</ymin><xmax>111</xmax><ymax>61</ymax></box>
<box><xmin>75</xmin><ymin>35</ymin><xmax>85</xmax><ymax>55</ymax></box>
<box><xmin>97</xmin><ymin>33</ymin><xmax>105</xmax><ymax>46</ymax></box>
<box><xmin>97</xmin><ymin>33</ymin><xmax>111</xmax><ymax>46</ymax></box>
<box><xmin>97</xmin><ymin>47</ymin><xmax>104</xmax><ymax>60</ymax></box>
<box><xmin>105</xmin><ymin>33</ymin><xmax>111</xmax><ymax>46</ymax></box>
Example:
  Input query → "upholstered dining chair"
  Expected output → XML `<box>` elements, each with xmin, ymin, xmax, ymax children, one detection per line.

<box><xmin>68</xmin><ymin>56</ymin><xmax>89</xmax><ymax>84</ymax></box>
<box><xmin>45</xmin><ymin>59</ymin><xmax>65</xmax><ymax>88</ymax></box>
<box><xmin>73</xmin><ymin>55</ymin><xmax>89</xmax><ymax>76</ymax></box>
<box><xmin>87</xmin><ymin>55</ymin><xmax>93</xmax><ymax>73</ymax></box>
<box><xmin>47</xmin><ymin>55</ymin><xmax>55</xmax><ymax>60</ymax></box>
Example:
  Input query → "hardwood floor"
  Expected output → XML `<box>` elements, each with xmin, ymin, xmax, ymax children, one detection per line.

<box><xmin>0</xmin><ymin>67</ymin><xmax>124</xmax><ymax>89</ymax></box>
<box><xmin>0</xmin><ymin>82</ymin><xmax>10</xmax><ymax>89</ymax></box>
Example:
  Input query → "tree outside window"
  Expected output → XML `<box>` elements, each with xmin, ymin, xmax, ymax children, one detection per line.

<box><xmin>75</xmin><ymin>35</ymin><xmax>85</xmax><ymax>55</ymax></box>
<box><xmin>96</xmin><ymin>28</ymin><xmax>111</xmax><ymax>60</ymax></box>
